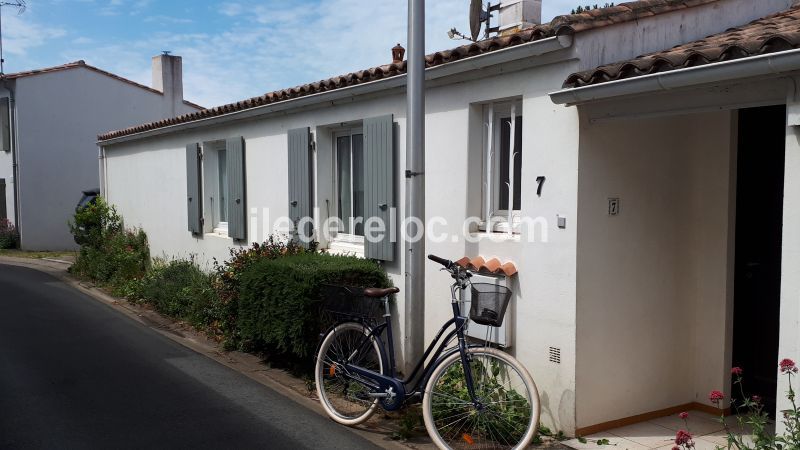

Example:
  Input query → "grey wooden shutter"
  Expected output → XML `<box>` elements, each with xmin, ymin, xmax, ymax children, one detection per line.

<box><xmin>287</xmin><ymin>127</ymin><xmax>313</xmax><ymax>244</ymax></box>
<box><xmin>363</xmin><ymin>115</ymin><xmax>394</xmax><ymax>261</ymax></box>
<box><xmin>186</xmin><ymin>143</ymin><xmax>203</xmax><ymax>234</ymax></box>
<box><xmin>0</xmin><ymin>178</ymin><xmax>6</xmax><ymax>220</ymax></box>
<box><xmin>226</xmin><ymin>136</ymin><xmax>247</xmax><ymax>241</ymax></box>
<box><xmin>0</xmin><ymin>97</ymin><xmax>10</xmax><ymax>153</ymax></box>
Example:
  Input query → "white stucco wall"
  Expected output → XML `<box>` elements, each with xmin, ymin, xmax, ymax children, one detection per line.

<box><xmin>104</xmin><ymin>54</ymin><xmax>582</xmax><ymax>431</ymax></box>
<box><xmin>0</xmin><ymin>145</ymin><xmax>13</xmax><ymax>223</ymax></box>
<box><xmin>13</xmin><ymin>66</ymin><xmax>198</xmax><ymax>250</ymax></box>
<box><xmin>575</xmin><ymin>111</ymin><xmax>735</xmax><ymax>428</ymax></box>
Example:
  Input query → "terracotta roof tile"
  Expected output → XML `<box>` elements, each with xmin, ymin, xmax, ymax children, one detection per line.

<box><xmin>98</xmin><ymin>0</ymin><xmax>719</xmax><ymax>142</ymax></box>
<box><xmin>1</xmin><ymin>60</ymin><xmax>204</xmax><ymax>110</ymax></box>
<box><xmin>455</xmin><ymin>256</ymin><xmax>518</xmax><ymax>277</ymax></box>
<box><xmin>564</xmin><ymin>5</ymin><xmax>800</xmax><ymax>88</ymax></box>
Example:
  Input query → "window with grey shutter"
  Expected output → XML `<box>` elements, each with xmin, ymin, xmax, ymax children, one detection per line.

<box><xmin>288</xmin><ymin>127</ymin><xmax>313</xmax><ymax>244</ymax></box>
<box><xmin>0</xmin><ymin>98</ymin><xmax>9</xmax><ymax>153</ymax></box>
<box><xmin>186</xmin><ymin>143</ymin><xmax>203</xmax><ymax>234</ymax></box>
<box><xmin>226</xmin><ymin>136</ymin><xmax>246</xmax><ymax>241</ymax></box>
<box><xmin>363</xmin><ymin>114</ymin><xmax>394</xmax><ymax>261</ymax></box>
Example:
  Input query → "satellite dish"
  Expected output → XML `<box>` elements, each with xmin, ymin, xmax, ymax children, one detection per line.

<box><xmin>469</xmin><ymin>0</ymin><xmax>483</xmax><ymax>41</ymax></box>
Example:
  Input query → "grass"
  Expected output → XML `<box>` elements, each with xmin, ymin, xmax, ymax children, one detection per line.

<box><xmin>0</xmin><ymin>249</ymin><xmax>77</xmax><ymax>260</ymax></box>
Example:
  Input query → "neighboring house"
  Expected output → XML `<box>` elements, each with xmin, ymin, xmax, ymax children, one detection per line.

<box><xmin>0</xmin><ymin>54</ymin><xmax>201</xmax><ymax>250</ymax></box>
<box><xmin>97</xmin><ymin>0</ymin><xmax>799</xmax><ymax>436</ymax></box>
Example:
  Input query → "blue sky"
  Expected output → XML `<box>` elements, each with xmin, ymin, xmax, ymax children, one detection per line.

<box><xmin>5</xmin><ymin>0</ymin><xmax>579</xmax><ymax>107</ymax></box>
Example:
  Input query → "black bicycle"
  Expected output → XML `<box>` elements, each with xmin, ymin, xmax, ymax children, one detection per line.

<box><xmin>314</xmin><ymin>254</ymin><xmax>540</xmax><ymax>449</ymax></box>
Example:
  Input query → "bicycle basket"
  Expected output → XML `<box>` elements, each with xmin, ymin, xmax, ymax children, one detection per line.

<box><xmin>469</xmin><ymin>283</ymin><xmax>512</xmax><ymax>327</ymax></box>
<box><xmin>320</xmin><ymin>284</ymin><xmax>383</xmax><ymax>326</ymax></box>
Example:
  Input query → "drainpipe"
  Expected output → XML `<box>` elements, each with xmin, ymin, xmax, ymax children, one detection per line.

<box><xmin>404</xmin><ymin>0</ymin><xmax>425</xmax><ymax>375</ymax></box>
<box><xmin>1</xmin><ymin>78</ymin><xmax>19</xmax><ymax>246</ymax></box>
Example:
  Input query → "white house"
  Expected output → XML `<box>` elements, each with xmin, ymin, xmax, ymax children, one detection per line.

<box><xmin>0</xmin><ymin>54</ymin><xmax>201</xmax><ymax>250</ymax></box>
<box><xmin>97</xmin><ymin>0</ymin><xmax>799</xmax><ymax>436</ymax></box>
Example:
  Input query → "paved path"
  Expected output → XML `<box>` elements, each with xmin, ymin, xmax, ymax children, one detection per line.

<box><xmin>0</xmin><ymin>264</ymin><xmax>381</xmax><ymax>449</ymax></box>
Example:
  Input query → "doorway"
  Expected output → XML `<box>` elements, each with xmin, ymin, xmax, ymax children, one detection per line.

<box><xmin>732</xmin><ymin>105</ymin><xmax>786</xmax><ymax>416</ymax></box>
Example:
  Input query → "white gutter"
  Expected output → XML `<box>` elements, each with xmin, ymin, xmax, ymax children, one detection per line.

<box><xmin>549</xmin><ymin>47</ymin><xmax>800</xmax><ymax>105</ymax></box>
<box><xmin>99</xmin><ymin>35</ymin><xmax>573</xmax><ymax>147</ymax></box>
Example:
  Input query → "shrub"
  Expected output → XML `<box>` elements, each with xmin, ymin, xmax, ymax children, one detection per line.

<box><xmin>135</xmin><ymin>258</ymin><xmax>221</xmax><ymax>331</ymax></box>
<box><xmin>237</xmin><ymin>252</ymin><xmax>390</xmax><ymax>367</ymax></box>
<box><xmin>212</xmin><ymin>236</ymin><xmax>312</xmax><ymax>345</ymax></box>
<box><xmin>0</xmin><ymin>218</ymin><xmax>16</xmax><ymax>249</ymax></box>
<box><xmin>69</xmin><ymin>197</ymin><xmax>149</xmax><ymax>293</ymax></box>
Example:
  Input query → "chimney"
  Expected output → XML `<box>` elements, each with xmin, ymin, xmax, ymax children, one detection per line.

<box><xmin>499</xmin><ymin>0</ymin><xmax>542</xmax><ymax>34</ymax></box>
<box><xmin>392</xmin><ymin>44</ymin><xmax>405</xmax><ymax>64</ymax></box>
<box><xmin>152</xmin><ymin>52</ymin><xmax>184</xmax><ymax>118</ymax></box>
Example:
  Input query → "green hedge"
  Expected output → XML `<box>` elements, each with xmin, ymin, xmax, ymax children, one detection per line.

<box><xmin>238</xmin><ymin>252</ymin><xmax>391</xmax><ymax>361</ymax></box>
<box><xmin>134</xmin><ymin>259</ymin><xmax>221</xmax><ymax>329</ymax></box>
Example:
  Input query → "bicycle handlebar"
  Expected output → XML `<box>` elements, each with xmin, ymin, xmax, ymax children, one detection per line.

<box><xmin>427</xmin><ymin>254</ymin><xmax>455</xmax><ymax>270</ymax></box>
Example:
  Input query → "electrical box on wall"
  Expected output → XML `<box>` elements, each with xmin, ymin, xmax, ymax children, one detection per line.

<box><xmin>462</xmin><ymin>273</ymin><xmax>513</xmax><ymax>347</ymax></box>
<box><xmin>608</xmin><ymin>197</ymin><xmax>620</xmax><ymax>216</ymax></box>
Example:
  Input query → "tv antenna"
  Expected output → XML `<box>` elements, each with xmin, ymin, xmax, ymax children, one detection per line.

<box><xmin>0</xmin><ymin>0</ymin><xmax>26</xmax><ymax>75</ymax></box>
<box><xmin>448</xmin><ymin>0</ymin><xmax>500</xmax><ymax>42</ymax></box>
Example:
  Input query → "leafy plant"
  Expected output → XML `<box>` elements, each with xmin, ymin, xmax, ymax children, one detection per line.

<box><xmin>237</xmin><ymin>252</ymin><xmax>390</xmax><ymax>370</ymax></box>
<box><xmin>571</xmin><ymin>3</ymin><xmax>615</xmax><ymax>14</ymax></box>
<box><xmin>211</xmin><ymin>236</ymin><xmax>313</xmax><ymax>346</ymax></box>
<box><xmin>0</xmin><ymin>218</ymin><xmax>17</xmax><ymax>249</ymax></box>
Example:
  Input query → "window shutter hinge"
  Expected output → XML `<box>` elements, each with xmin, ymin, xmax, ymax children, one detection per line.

<box><xmin>200</xmin><ymin>217</ymin><xmax>205</xmax><ymax>226</ymax></box>
<box><xmin>405</xmin><ymin>170</ymin><xmax>423</xmax><ymax>178</ymax></box>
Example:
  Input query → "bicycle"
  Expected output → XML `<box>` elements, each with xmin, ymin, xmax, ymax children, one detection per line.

<box><xmin>314</xmin><ymin>254</ymin><xmax>540</xmax><ymax>449</ymax></box>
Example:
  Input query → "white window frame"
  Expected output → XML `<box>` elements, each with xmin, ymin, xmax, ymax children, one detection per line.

<box><xmin>202</xmin><ymin>140</ymin><xmax>229</xmax><ymax>237</ymax></box>
<box><xmin>480</xmin><ymin>100</ymin><xmax>523</xmax><ymax>234</ymax></box>
<box><xmin>330</xmin><ymin>127</ymin><xmax>365</xmax><ymax>252</ymax></box>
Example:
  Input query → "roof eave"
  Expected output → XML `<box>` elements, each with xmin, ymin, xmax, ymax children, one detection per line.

<box><xmin>99</xmin><ymin>35</ymin><xmax>573</xmax><ymax>146</ymax></box>
<box><xmin>549</xmin><ymin>47</ymin><xmax>800</xmax><ymax>106</ymax></box>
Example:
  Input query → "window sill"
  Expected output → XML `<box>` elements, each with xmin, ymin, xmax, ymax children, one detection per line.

<box><xmin>469</xmin><ymin>231</ymin><xmax>522</xmax><ymax>243</ymax></box>
<box><xmin>327</xmin><ymin>240</ymin><xmax>365</xmax><ymax>258</ymax></box>
<box><xmin>205</xmin><ymin>230</ymin><xmax>230</xmax><ymax>240</ymax></box>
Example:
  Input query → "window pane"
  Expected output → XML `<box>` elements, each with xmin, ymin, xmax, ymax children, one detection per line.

<box><xmin>498</xmin><ymin>116</ymin><xmax>523</xmax><ymax>211</ymax></box>
<box><xmin>352</xmin><ymin>134</ymin><xmax>364</xmax><ymax>236</ymax></box>
<box><xmin>337</xmin><ymin>136</ymin><xmax>352</xmax><ymax>234</ymax></box>
<box><xmin>218</xmin><ymin>149</ymin><xmax>228</xmax><ymax>223</ymax></box>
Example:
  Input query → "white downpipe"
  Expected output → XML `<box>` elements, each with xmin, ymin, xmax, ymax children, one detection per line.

<box><xmin>485</xmin><ymin>105</ymin><xmax>494</xmax><ymax>233</ymax></box>
<box><xmin>506</xmin><ymin>105</ymin><xmax>516</xmax><ymax>236</ymax></box>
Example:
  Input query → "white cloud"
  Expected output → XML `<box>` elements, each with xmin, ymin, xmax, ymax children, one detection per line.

<box><xmin>65</xmin><ymin>0</ymin><xmax>582</xmax><ymax>108</ymax></box>
<box><xmin>2</xmin><ymin>13</ymin><xmax>66</xmax><ymax>58</ymax></box>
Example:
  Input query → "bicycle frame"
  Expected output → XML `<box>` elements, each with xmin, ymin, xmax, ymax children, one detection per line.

<box><xmin>331</xmin><ymin>269</ymin><xmax>481</xmax><ymax>411</ymax></box>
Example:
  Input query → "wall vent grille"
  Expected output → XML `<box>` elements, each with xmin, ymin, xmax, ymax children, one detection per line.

<box><xmin>549</xmin><ymin>347</ymin><xmax>561</xmax><ymax>364</ymax></box>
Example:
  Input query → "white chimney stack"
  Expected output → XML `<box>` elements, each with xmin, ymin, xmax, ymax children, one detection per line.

<box><xmin>152</xmin><ymin>53</ymin><xmax>184</xmax><ymax>118</ymax></box>
<box><xmin>499</xmin><ymin>0</ymin><xmax>542</xmax><ymax>33</ymax></box>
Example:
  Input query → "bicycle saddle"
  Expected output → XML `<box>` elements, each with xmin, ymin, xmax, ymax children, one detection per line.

<box><xmin>363</xmin><ymin>287</ymin><xmax>399</xmax><ymax>298</ymax></box>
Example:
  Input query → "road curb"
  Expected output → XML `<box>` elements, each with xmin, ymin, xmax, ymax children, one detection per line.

<box><xmin>0</xmin><ymin>257</ymin><xmax>429</xmax><ymax>450</ymax></box>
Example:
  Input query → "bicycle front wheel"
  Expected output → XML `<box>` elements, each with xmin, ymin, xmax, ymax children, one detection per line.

<box><xmin>315</xmin><ymin>321</ymin><xmax>385</xmax><ymax>426</ymax></box>
<box><xmin>422</xmin><ymin>347</ymin><xmax>540</xmax><ymax>449</ymax></box>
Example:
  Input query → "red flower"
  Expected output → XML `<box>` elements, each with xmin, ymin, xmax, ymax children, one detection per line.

<box><xmin>709</xmin><ymin>390</ymin><xmax>724</xmax><ymax>404</ymax></box>
<box><xmin>678</xmin><ymin>411</ymin><xmax>689</xmax><ymax>420</ymax></box>
<box><xmin>752</xmin><ymin>395</ymin><xmax>762</xmax><ymax>404</ymax></box>
<box><xmin>672</xmin><ymin>447</ymin><xmax>680</xmax><ymax>450</ymax></box>
<box><xmin>731</xmin><ymin>367</ymin><xmax>743</xmax><ymax>376</ymax></box>
<box><xmin>780</xmin><ymin>359</ymin><xmax>798</xmax><ymax>374</ymax></box>
<box><xmin>675</xmin><ymin>430</ymin><xmax>693</xmax><ymax>446</ymax></box>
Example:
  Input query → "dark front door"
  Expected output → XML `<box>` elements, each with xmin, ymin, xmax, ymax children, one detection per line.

<box><xmin>732</xmin><ymin>105</ymin><xmax>786</xmax><ymax>416</ymax></box>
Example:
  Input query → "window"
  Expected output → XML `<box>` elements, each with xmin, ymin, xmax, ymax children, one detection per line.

<box><xmin>335</xmin><ymin>129</ymin><xmax>364</xmax><ymax>242</ymax></box>
<box><xmin>482</xmin><ymin>101</ymin><xmax>523</xmax><ymax>233</ymax></box>
<box><xmin>202</xmin><ymin>140</ymin><xmax>229</xmax><ymax>235</ymax></box>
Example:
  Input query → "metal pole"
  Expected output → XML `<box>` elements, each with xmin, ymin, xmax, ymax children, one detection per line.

<box><xmin>404</xmin><ymin>0</ymin><xmax>425</xmax><ymax>375</ymax></box>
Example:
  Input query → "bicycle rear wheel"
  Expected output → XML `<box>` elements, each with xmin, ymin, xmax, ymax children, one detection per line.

<box><xmin>315</xmin><ymin>321</ymin><xmax>385</xmax><ymax>425</ymax></box>
<box><xmin>422</xmin><ymin>347</ymin><xmax>540</xmax><ymax>449</ymax></box>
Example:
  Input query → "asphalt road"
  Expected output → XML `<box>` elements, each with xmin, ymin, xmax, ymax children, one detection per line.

<box><xmin>0</xmin><ymin>264</ymin><xmax>381</xmax><ymax>449</ymax></box>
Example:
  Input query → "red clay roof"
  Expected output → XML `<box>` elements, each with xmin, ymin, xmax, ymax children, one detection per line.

<box><xmin>2</xmin><ymin>60</ymin><xmax>204</xmax><ymax>110</ymax></box>
<box><xmin>564</xmin><ymin>5</ymin><xmax>800</xmax><ymax>88</ymax></box>
<box><xmin>97</xmin><ymin>0</ymin><xmax>720</xmax><ymax>142</ymax></box>
<box><xmin>455</xmin><ymin>256</ymin><xmax>518</xmax><ymax>277</ymax></box>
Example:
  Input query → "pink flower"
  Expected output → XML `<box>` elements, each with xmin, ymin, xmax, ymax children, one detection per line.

<box><xmin>780</xmin><ymin>359</ymin><xmax>798</xmax><ymax>374</ymax></box>
<box><xmin>675</xmin><ymin>430</ymin><xmax>693</xmax><ymax>446</ymax></box>
<box><xmin>672</xmin><ymin>447</ymin><xmax>680</xmax><ymax>450</ymax></box>
<box><xmin>731</xmin><ymin>367</ymin><xmax>743</xmax><ymax>376</ymax></box>
<box><xmin>752</xmin><ymin>395</ymin><xmax>762</xmax><ymax>404</ymax></box>
<box><xmin>678</xmin><ymin>411</ymin><xmax>689</xmax><ymax>420</ymax></box>
<box><xmin>709</xmin><ymin>390</ymin><xmax>724</xmax><ymax>404</ymax></box>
